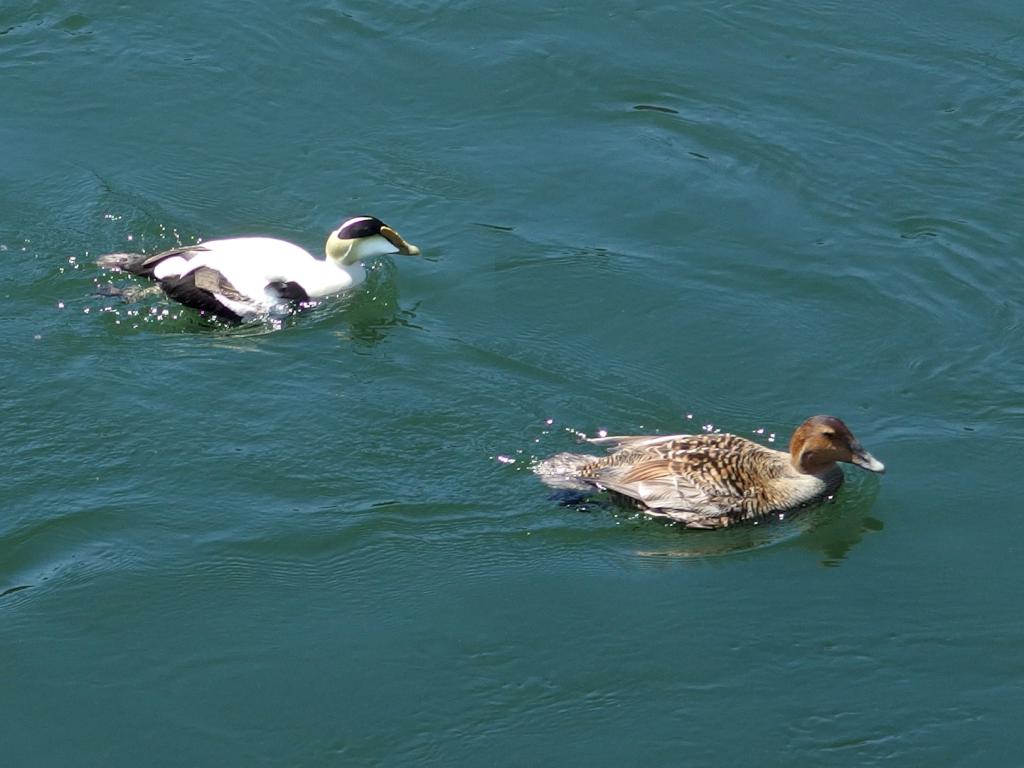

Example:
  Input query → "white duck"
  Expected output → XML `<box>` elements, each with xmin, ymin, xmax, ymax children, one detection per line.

<box><xmin>96</xmin><ymin>215</ymin><xmax>420</xmax><ymax>321</ymax></box>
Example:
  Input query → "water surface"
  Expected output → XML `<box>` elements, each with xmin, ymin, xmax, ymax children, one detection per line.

<box><xmin>2</xmin><ymin>1</ymin><xmax>1022</xmax><ymax>765</ymax></box>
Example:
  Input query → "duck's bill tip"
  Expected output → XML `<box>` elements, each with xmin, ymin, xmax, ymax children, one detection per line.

<box><xmin>852</xmin><ymin>450</ymin><xmax>886</xmax><ymax>474</ymax></box>
<box><xmin>380</xmin><ymin>225</ymin><xmax>420</xmax><ymax>256</ymax></box>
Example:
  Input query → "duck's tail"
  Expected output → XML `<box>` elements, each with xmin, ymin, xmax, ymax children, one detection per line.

<box><xmin>533</xmin><ymin>452</ymin><xmax>597</xmax><ymax>491</ymax></box>
<box><xmin>96</xmin><ymin>252</ymin><xmax>147</xmax><ymax>275</ymax></box>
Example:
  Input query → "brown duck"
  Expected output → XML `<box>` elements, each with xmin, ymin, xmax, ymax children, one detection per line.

<box><xmin>535</xmin><ymin>415</ymin><xmax>885</xmax><ymax>529</ymax></box>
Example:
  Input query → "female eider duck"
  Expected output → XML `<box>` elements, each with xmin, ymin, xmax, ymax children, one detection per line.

<box><xmin>96</xmin><ymin>216</ymin><xmax>420</xmax><ymax>322</ymax></box>
<box><xmin>535</xmin><ymin>415</ymin><xmax>885</xmax><ymax>529</ymax></box>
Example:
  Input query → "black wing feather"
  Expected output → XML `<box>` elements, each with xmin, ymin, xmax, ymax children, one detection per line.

<box><xmin>158</xmin><ymin>267</ymin><xmax>245</xmax><ymax>322</ymax></box>
<box><xmin>266</xmin><ymin>281</ymin><xmax>309</xmax><ymax>302</ymax></box>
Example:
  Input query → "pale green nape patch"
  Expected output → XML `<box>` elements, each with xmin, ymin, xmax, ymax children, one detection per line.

<box><xmin>325</xmin><ymin>231</ymin><xmax>359</xmax><ymax>266</ymax></box>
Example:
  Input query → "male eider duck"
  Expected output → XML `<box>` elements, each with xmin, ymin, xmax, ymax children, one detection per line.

<box><xmin>535</xmin><ymin>415</ymin><xmax>885</xmax><ymax>529</ymax></box>
<box><xmin>96</xmin><ymin>216</ymin><xmax>420</xmax><ymax>322</ymax></box>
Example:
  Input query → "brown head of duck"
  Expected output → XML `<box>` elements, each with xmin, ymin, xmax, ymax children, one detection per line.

<box><xmin>789</xmin><ymin>415</ymin><xmax>885</xmax><ymax>476</ymax></box>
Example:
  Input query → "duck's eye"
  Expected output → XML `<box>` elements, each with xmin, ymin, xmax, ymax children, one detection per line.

<box><xmin>822</xmin><ymin>431</ymin><xmax>836</xmax><ymax>439</ymax></box>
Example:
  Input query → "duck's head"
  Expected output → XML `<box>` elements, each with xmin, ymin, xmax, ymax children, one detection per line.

<box><xmin>789</xmin><ymin>415</ymin><xmax>886</xmax><ymax>475</ymax></box>
<box><xmin>325</xmin><ymin>216</ymin><xmax>421</xmax><ymax>266</ymax></box>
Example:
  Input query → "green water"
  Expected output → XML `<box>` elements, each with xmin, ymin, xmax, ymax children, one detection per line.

<box><xmin>3</xmin><ymin>1</ymin><xmax>1022</xmax><ymax>765</ymax></box>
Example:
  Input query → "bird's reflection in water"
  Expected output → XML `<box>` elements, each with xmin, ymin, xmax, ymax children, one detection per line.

<box><xmin>556</xmin><ymin>474</ymin><xmax>882</xmax><ymax>563</ymax></box>
<box><xmin>316</xmin><ymin>258</ymin><xmax>426</xmax><ymax>346</ymax></box>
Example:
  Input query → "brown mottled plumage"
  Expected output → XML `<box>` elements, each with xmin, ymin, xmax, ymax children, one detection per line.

<box><xmin>535</xmin><ymin>415</ymin><xmax>885</xmax><ymax>529</ymax></box>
